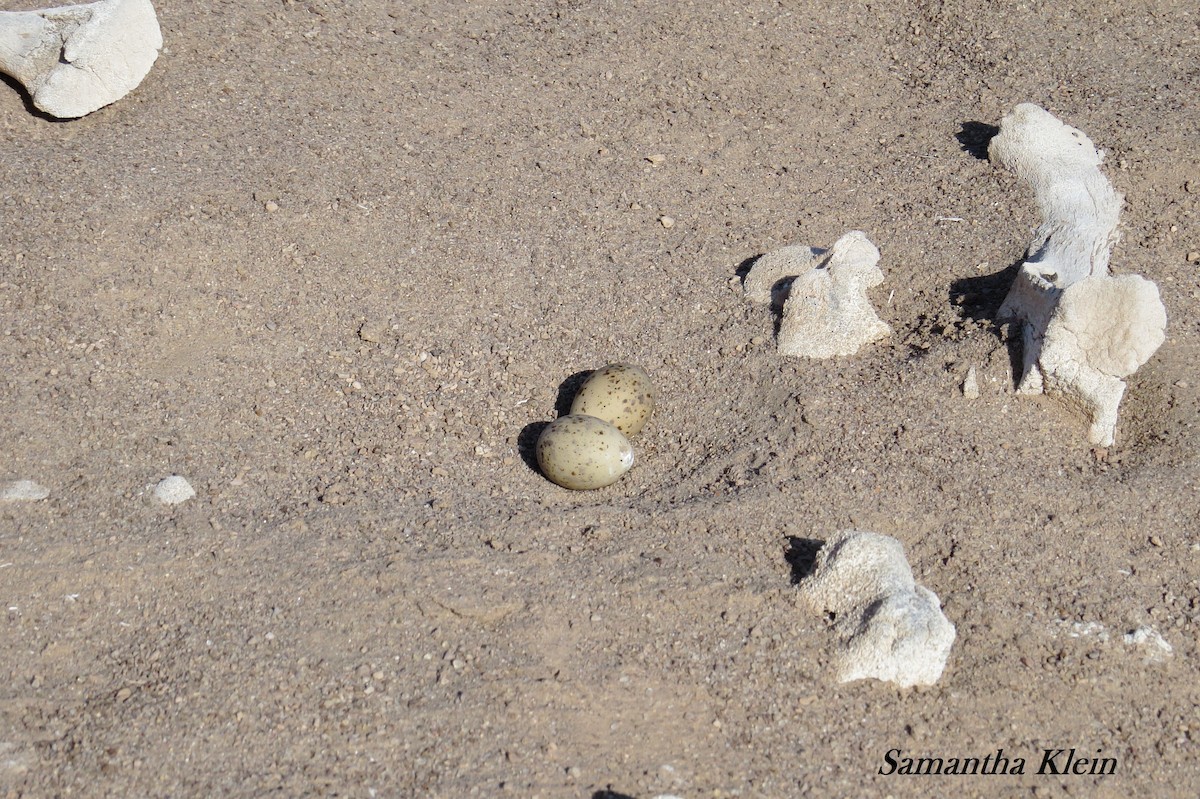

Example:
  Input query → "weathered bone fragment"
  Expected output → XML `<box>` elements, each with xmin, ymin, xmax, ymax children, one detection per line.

<box><xmin>0</xmin><ymin>0</ymin><xmax>161</xmax><ymax>118</ymax></box>
<box><xmin>990</xmin><ymin>103</ymin><xmax>1167</xmax><ymax>446</ymax></box>
<box><xmin>745</xmin><ymin>231</ymin><xmax>891</xmax><ymax>358</ymax></box>
<box><xmin>799</xmin><ymin>530</ymin><xmax>955</xmax><ymax>688</ymax></box>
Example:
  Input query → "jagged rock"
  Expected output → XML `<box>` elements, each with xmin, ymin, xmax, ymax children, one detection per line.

<box><xmin>962</xmin><ymin>366</ymin><xmax>980</xmax><ymax>399</ymax></box>
<box><xmin>153</xmin><ymin>475</ymin><xmax>195</xmax><ymax>505</ymax></box>
<box><xmin>742</xmin><ymin>244</ymin><xmax>825</xmax><ymax>307</ymax></box>
<box><xmin>745</xmin><ymin>231</ymin><xmax>891</xmax><ymax>358</ymax></box>
<box><xmin>799</xmin><ymin>530</ymin><xmax>955</xmax><ymax>688</ymax></box>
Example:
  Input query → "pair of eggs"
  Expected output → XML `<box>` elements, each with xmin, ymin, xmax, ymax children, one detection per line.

<box><xmin>535</xmin><ymin>364</ymin><xmax>655</xmax><ymax>490</ymax></box>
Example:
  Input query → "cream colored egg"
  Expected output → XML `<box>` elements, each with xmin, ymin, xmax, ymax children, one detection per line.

<box><xmin>536</xmin><ymin>414</ymin><xmax>634</xmax><ymax>490</ymax></box>
<box><xmin>569</xmin><ymin>363</ymin><xmax>655</xmax><ymax>437</ymax></box>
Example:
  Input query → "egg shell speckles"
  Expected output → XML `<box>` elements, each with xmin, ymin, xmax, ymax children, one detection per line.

<box><xmin>535</xmin><ymin>414</ymin><xmax>635</xmax><ymax>490</ymax></box>
<box><xmin>569</xmin><ymin>363</ymin><xmax>656</xmax><ymax>437</ymax></box>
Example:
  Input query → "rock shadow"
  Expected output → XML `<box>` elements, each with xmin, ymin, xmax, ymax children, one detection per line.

<box><xmin>734</xmin><ymin>254</ymin><xmax>759</xmax><ymax>282</ymax></box>
<box><xmin>949</xmin><ymin>256</ymin><xmax>1021</xmax><ymax>323</ymax></box>
<box><xmin>0</xmin><ymin>73</ymin><xmax>67</xmax><ymax>122</ymax></box>
<box><xmin>949</xmin><ymin>255</ymin><xmax>1026</xmax><ymax>384</ymax></box>
<box><xmin>591</xmin><ymin>791</ymin><xmax>637</xmax><ymax>799</ymax></box>
<box><xmin>785</xmin><ymin>536</ymin><xmax>825</xmax><ymax>584</ymax></box>
<box><xmin>736</xmin><ymin>252</ymin><xmax>794</xmax><ymax>339</ymax></box>
<box><xmin>956</xmin><ymin>121</ymin><xmax>1000</xmax><ymax>160</ymax></box>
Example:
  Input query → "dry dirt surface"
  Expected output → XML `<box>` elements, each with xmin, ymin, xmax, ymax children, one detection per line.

<box><xmin>2</xmin><ymin>0</ymin><xmax>1199</xmax><ymax>797</ymax></box>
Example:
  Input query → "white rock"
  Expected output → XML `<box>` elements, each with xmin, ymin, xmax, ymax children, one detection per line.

<box><xmin>743</xmin><ymin>244</ymin><xmax>826</xmax><ymax>306</ymax></box>
<box><xmin>745</xmin><ymin>232</ymin><xmax>891</xmax><ymax>358</ymax></box>
<box><xmin>836</xmin><ymin>586</ymin><xmax>955</xmax><ymax>686</ymax></box>
<box><xmin>1050</xmin><ymin>620</ymin><xmax>1173</xmax><ymax>664</ymax></box>
<box><xmin>153</xmin><ymin>475</ymin><xmax>195</xmax><ymax>505</ymax></box>
<box><xmin>990</xmin><ymin>103</ymin><xmax>1167</xmax><ymax>446</ymax></box>
<box><xmin>1123</xmin><ymin>626</ymin><xmax>1172</xmax><ymax>662</ymax></box>
<box><xmin>962</xmin><ymin>366</ymin><xmax>979</xmax><ymax>400</ymax></box>
<box><xmin>0</xmin><ymin>0</ymin><xmax>161</xmax><ymax>118</ymax></box>
<box><xmin>799</xmin><ymin>530</ymin><xmax>955</xmax><ymax>688</ymax></box>
<box><xmin>0</xmin><ymin>479</ymin><xmax>50</xmax><ymax>502</ymax></box>
<box><xmin>1056</xmin><ymin>619</ymin><xmax>1110</xmax><ymax>642</ymax></box>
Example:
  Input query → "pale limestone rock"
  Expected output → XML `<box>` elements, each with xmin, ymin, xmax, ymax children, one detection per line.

<box><xmin>745</xmin><ymin>231</ymin><xmax>890</xmax><ymax>358</ymax></box>
<box><xmin>990</xmin><ymin>103</ymin><xmax>1166</xmax><ymax>446</ymax></box>
<box><xmin>0</xmin><ymin>479</ymin><xmax>50</xmax><ymax>501</ymax></box>
<box><xmin>153</xmin><ymin>475</ymin><xmax>195</xmax><ymax>505</ymax></box>
<box><xmin>743</xmin><ymin>244</ymin><xmax>825</xmax><ymax>306</ymax></box>
<box><xmin>1123</xmin><ymin>626</ymin><xmax>1172</xmax><ymax>663</ymax></box>
<box><xmin>0</xmin><ymin>0</ymin><xmax>161</xmax><ymax>118</ymax></box>
<box><xmin>800</xmin><ymin>530</ymin><xmax>955</xmax><ymax>688</ymax></box>
<box><xmin>962</xmin><ymin>366</ymin><xmax>979</xmax><ymax>399</ymax></box>
<box><xmin>1050</xmin><ymin>620</ymin><xmax>1172</xmax><ymax>664</ymax></box>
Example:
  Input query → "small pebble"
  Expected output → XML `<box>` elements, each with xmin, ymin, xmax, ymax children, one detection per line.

<box><xmin>962</xmin><ymin>367</ymin><xmax>980</xmax><ymax>400</ymax></box>
<box><xmin>659</xmin><ymin>215</ymin><xmax>675</xmax><ymax>229</ymax></box>
<box><xmin>358</xmin><ymin>319</ymin><xmax>388</xmax><ymax>343</ymax></box>
<box><xmin>1186</xmin><ymin>251</ymin><xmax>1200</xmax><ymax>264</ymax></box>
<box><xmin>645</xmin><ymin>153</ymin><xmax>665</xmax><ymax>165</ymax></box>
<box><xmin>0</xmin><ymin>480</ymin><xmax>50</xmax><ymax>502</ymax></box>
<box><xmin>153</xmin><ymin>475</ymin><xmax>196</xmax><ymax>505</ymax></box>
<box><xmin>264</xmin><ymin>200</ymin><xmax>279</xmax><ymax>213</ymax></box>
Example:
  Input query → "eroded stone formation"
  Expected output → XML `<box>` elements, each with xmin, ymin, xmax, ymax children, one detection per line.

<box><xmin>799</xmin><ymin>530</ymin><xmax>955</xmax><ymax>688</ymax></box>
<box><xmin>990</xmin><ymin>103</ymin><xmax>1167</xmax><ymax>446</ymax></box>
<box><xmin>745</xmin><ymin>231</ymin><xmax>891</xmax><ymax>358</ymax></box>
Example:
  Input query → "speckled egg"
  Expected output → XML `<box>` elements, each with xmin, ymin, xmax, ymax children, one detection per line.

<box><xmin>536</xmin><ymin>414</ymin><xmax>634</xmax><ymax>490</ymax></box>
<box><xmin>569</xmin><ymin>363</ymin><xmax>655</xmax><ymax>437</ymax></box>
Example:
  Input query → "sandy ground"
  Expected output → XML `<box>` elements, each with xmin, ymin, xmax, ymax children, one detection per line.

<box><xmin>2</xmin><ymin>0</ymin><xmax>1198</xmax><ymax>796</ymax></box>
